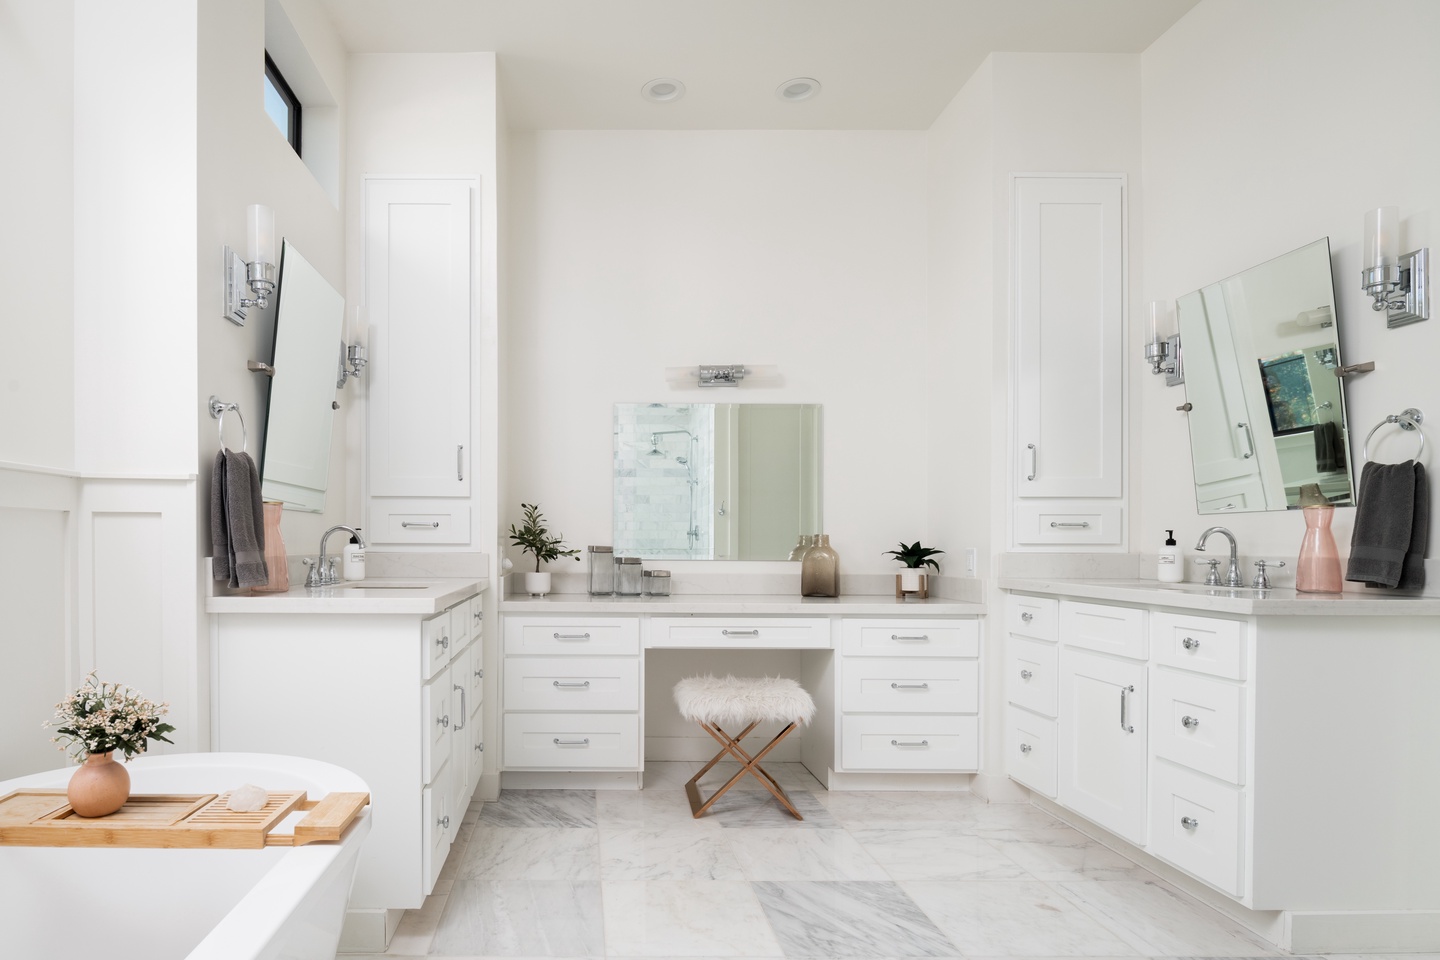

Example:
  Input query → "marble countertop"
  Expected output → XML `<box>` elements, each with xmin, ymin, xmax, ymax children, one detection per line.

<box><xmin>206</xmin><ymin>578</ymin><xmax>485</xmax><ymax>615</ymax></box>
<box><xmin>498</xmin><ymin>593</ymin><xmax>986</xmax><ymax>616</ymax></box>
<box><xmin>999</xmin><ymin>577</ymin><xmax>1440</xmax><ymax>616</ymax></box>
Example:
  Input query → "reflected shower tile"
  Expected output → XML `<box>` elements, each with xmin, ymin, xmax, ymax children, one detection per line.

<box><xmin>599</xmin><ymin>826</ymin><xmax>746</xmax><ymax>881</ymax></box>
<box><xmin>903</xmin><ymin>879</ymin><xmax>1140</xmax><ymax>957</ymax></box>
<box><xmin>1053</xmin><ymin>879</ymin><xmax>1280</xmax><ymax>956</ymax></box>
<box><xmin>477</xmin><ymin>789</ymin><xmax>597</xmax><ymax>827</ymax></box>
<box><xmin>850</xmin><ymin>828</ymin><xmax>1034</xmax><ymax>881</ymax></box>
<box><xmin>429</xmin><ymin>879</ymin><xmax>604</xmax><ymax>958</ymax></box>
<box><xmin>753</xmin><ymin>880</ymin><xmax>958</xmax><ymax>958</ymax></box>
<box><xmin>726</xmin><ymin>828</ymin><xmax>888</xmax><ymax>881</ymax></box>
<box><xmin>602</xmin><ymin>879</ymin><xmax>783</xmax><ymax>957</ymax></box>
<box><xmin>455</xmin><ymin>826</ymin><xmax>600</xmax><ymax>880</ymax></box>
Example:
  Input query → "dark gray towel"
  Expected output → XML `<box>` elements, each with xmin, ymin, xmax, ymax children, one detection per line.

<box><xmin>224</xmin><ymin>450</ymin><xmax>269</xmax><ymax>588</ymax></box>
<box><xmin>1313</xmin><ymin>420</ymin><xmax>1338</xmax><ymax>473</ymax></box>
<box><xmin>210</xmin><ymin>450</ymin><xmax>230</xmax><ymax>582</ymax></box>
<box><xmin>1346</xmin><ymin>461</ymin><xmax>1427</xmax><ymax>590</ymax></box>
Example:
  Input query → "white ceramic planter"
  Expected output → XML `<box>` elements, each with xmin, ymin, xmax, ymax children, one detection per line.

<box><xmin>521</xmin><ymin>571</ymin><xmax>551</xmax><ymax>597</ymax></box>
<box><xmin>898</xmin><ymin>568</ymin><xmax>924</xmax><ymax>592</ymax></box>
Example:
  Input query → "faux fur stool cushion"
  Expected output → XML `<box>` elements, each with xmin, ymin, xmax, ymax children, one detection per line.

<box><xmin>674</xmin><ymin>675</ymin><xmax>815</xmax><ymax>728</ymax></box>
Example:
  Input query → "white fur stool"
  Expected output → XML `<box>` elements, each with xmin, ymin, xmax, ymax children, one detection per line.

<box><xmin>673</xmin><ymin>675</ymin><xmax>816</xmax><ymax>820</ymax></box>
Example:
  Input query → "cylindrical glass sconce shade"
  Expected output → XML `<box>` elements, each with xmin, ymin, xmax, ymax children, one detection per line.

<box><xmin>1364</xmin><ymin>206</ymin><xmax>1400</xmax><ymax>270</ymax></box>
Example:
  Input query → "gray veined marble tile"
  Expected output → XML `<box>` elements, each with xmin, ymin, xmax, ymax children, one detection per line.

<box><xmin>477</xmin><ymin>788</ymin><xmax>598</xmax><ymax>827</ymax></box>
<box><xmin>981</xmin><ymin>824</ymin><xmax>1148</xmax><ymax>880</ymax></box>
<box><xmin>1051</xmin><ymin>879</ymin><xmax>1281</xmax><ymax>957</ymax></box>
<box><xmin>849</xmin><ymin>828</ymin><xmax>1035</xmax><ymax>881</ymax></box>
<box><xmin>726</xmin><ymin>828</ymin><xmax>890</xmax><ymax>881</ymax></box>
<box><xmin>752</xmin><ymin>879</ymin><xmax>959</xmax><ymax>958</ymax></box>
<box><xmin>455</xmin><ymin>825</ymin><xmax>601</xmax><ymax>881</ymax></box>
<box><xmin>811</xmin><ymin>790</ymin><xmax>984</xmax><ymax>828</ymax></box>
<box><xmin>902</xmin><ymin>879</ymin><xmax>1141</xmax><ymax>957</ymax></box>
<box><xmin>599</xmin><ymin>826</ymin><xmax>747</xmax><ymax>881</ymax></box>
<box><xmin>697</xmin><ymin>786</ymin><xmax>841</xmax><ymax>829</ymax></box>
<box><xmin>596</xmin><ymin>786</ymin><xmax>727</xmax><ymax>830</ymax></box>
<box><xmin>602</xmin><ymin>879</ymin><xmax>784</xmax><ymax>957</ymax></box>
<box><xmin>428</xmin><ymin>879</ymin><xmax>605</xmax><ymax>958</ymax></box>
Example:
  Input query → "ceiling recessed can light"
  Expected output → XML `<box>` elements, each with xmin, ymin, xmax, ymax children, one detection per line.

<box><xmin>776</xmin><ymin>77</ymin><xmax>821</xmax><ymax>102</ymax></box>
<box><xmin>641</xmin><ymin>78</ymin><xmax>685</xmax><ymax>102</ymax></box>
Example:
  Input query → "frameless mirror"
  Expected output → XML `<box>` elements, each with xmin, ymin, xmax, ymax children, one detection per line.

<box><xmin>1176</xmin><ymin>238</ymin><xmax>1354</xmax><ymax>514</ymax></box>
<box><xmin>259</xmin><ymin>241</ymin><xmax>344</xmax><ymax>513</ymax></box>
<box><xmin>614</xmin><ymin>403</ymin><xmax>822</xmax><ymax>560</ymax></box>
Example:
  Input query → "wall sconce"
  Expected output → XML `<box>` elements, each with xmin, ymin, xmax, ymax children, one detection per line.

<box><xmin>664</xmin><ymin>364</ymin><xmax>782</xmax><ymax>388</ymax></box>
<box><xmin>223</xmin><ymin>204</ymin><xmax>278</xmax><ymax>326</ymax></box>
<box><xmin>336</xmin><ymin>342</ymin><xmax>368</xmax><ymax>389</ymax></box>
<box><xmin>1362</xmin><ymin>206</ymin><xmax>1429</xmax><ymax>328</ymax></box>
<box><xmin>1143</xmin><ymin>301</ymin><xmax>1183</xmax><ymax>385</ymax></box>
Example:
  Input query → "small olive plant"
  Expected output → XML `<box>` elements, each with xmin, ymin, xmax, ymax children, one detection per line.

<box><xmin>45</xmin><ymin>673</ymin><xmax>176</xmax><ymax>762</ymax></box>
<box><xmin>883</xmin><ymin>540</ymin><xmax>945</xmax><ymax>572</ymax></box>
<box><xmin>508</xmin><ymin>502</ymin><xmax>581</xmax><ymax>573</ymax></box>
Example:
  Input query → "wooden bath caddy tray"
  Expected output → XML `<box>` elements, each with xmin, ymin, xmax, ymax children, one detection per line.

<box><xmin>0</xmin><ymin>789</ymin><xmax>369</xmax><ymax>849</ymax></box>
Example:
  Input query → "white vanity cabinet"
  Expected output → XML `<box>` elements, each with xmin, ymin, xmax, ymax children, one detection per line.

<box><xmin>1011</xmin><ymin>175</ymin><xmax>1126</xmax><ymax>547</ymax></box>
<box><xmin>1004</xmin><ymin>594</ymin><xmax>1059</xmax><ymax>797</ymax></box>
<box><xmin>363</xmin><ymin>177</ymin><xmax>476</xmax><ymax>546</ymax></box>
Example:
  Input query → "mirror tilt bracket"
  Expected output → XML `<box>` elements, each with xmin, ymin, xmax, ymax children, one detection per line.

<box><xmin>247</xmin><ymin>360</ymin><xmax>276</xmax><ymax>378</ymax></box>
<box><xmin>1333</xmin><ymin>361</ymin><xmax>1375</xmax><ymax>378</ymax></box>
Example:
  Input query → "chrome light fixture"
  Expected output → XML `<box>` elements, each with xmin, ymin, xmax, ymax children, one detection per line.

<box><xmin>1361</xmin><ymin>206</ymin><xmax>1429</xmax><ymax>328</ymax></box>
<box><xmin>336</xmin><ymin>342</ymin><xmax>368</xmax><ymax>389</ymax></box>
<box><xmin>223</xmin><ymin>204</ymin><xmax>278</xmax><ymax>326</ymax></box>
<box><xmin>1143</xmin><ymin>300</ymin><xmax>1183</xmax><ymax>385</ymax></box>
<box><xmin>664</xmin><ymin>364</ymin><xmax>782</xmax><ymax>388</ymax></box>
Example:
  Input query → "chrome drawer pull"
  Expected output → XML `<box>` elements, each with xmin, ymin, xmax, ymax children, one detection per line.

<box><xmin>552</xmin><ymin>737</ymin><xmax>590</xmax><ymax>746</ymax></box>
<box><xmin>437</xmin><ymin>815</ymin><xmax>450</xmax><ymax>830</ymax></box>
<box><xmin>890</xmin><ymin>682</ymin><xmax>930</xmax><ymax>690</ymax></box>
<box><xmin>435</xmin><ymin>634</ymin><xmax>450</xmax><ymax>650</ymax></box>
<box><xmin>402</xmin><ymin>520</ymin><xmax>441</xmax><ymax>528</ymax></box>
<box><xmin>1019</xmin><ymin>669</ymin><xmax>1033</xmax><ymax>680</ymax></box>
<box><xmin>1026</xmin><ymin>442</ymin><xmax>1037</xmax><ymax>481</ymax></box>
<box><xmin>474</xmin><ymin>667</ymin><xmax>484</xmax><ymax>679</ymax></box>
<box><xmin>437</xmin><ymin>714</ymin><xmax>449</xmax><ymax>729</ymax></box>
<box><xmin>1119</xmin><ymin>685</ymin><xmax>1134</xmax><ymax>733</ymax></box>
<box><xmin>553</xmin><ymin>632</ymin><xmax>591</xmax><ymax>640</ymax></box>
<box><xmin>891</xmin><ymin>634</ymin><xmax>929</xmax><ymax>642</ymax></box>
<box><xmin>552</xmin><ymin>680</ymin><xmax>591</xmax><ymax>688</ymax></box>
<box><xmin>1182</xmin><ymin>636</ymin><xmax>1201</xmax><ymax>650</ymax></box>
<box><xmin>1181</xmin><ymin>715</ymin><xmax>1200</xmax><ymax>729</ymax></box>
<box><xmin>721</xmin><ymin>629</ymin><xmax>760</xmax><ymax>636</ymax></box>
<box><xmin>475</xmin><ymin>742</ymin><xmax>484</xmax><ymax>752</ymax></box>
<box><xmin>1050</xmin><ymin>521</ymin><xmax>1090</xmax><ymax>528</ymax></box>
<box><xmin>1019</xmin><ymin>743</ymin><xmax>1032</xmax><ymax>754</ymax></box>
<box><xmin>453</xmin><ymin>684</ymin><xmax>467</xmax><ymax>729</ymax></box>
<box><xmin>1020</xmin><ymin>612</ymin><xmax>1034</xmax><ymax>623</ymax></box>
<box><xmin>1181</xmin><ymin>816</ymin><xmax>1200</xmax><ymax>830</ymax></box>
<box><xmin>457</xmin><ymin>444</ymin><xmax>464</xmax><ymax>481</ymax></box>
<box><xmin>890</xmin><ymin>739</ymin><xmax>930</xmax><ymax>747</ymax></box>
<box><xmin>473</xmin><ymin>609</ymin><xmax>483</xmax><ymax>621</ymax></box>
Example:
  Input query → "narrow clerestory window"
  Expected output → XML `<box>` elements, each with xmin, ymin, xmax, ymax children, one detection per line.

<box><xmin>263</xmin><ymin>52</ymin><xmax>301</xmax><ymax>157</ymax></box>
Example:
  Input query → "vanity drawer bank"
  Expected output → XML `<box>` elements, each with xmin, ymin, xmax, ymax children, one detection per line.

<box><xmin>1000</xmin><ymin>577</ymin><xmax>1440</xmax><ymax>954</ymax></box>
<box><xmin>498</xmin><ymin>595</ymin><xmax>984</xmax><ymax>791</ymax></box>
<box><xmin>207</xmin><ymin>577</ymin><xmax>484</xmax><ymax>952</ymax></box>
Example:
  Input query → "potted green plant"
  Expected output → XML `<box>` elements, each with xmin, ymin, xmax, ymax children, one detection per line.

<box><xmin>884</xmin><ymin>540</ymin><xmax>944</xmax><ymax>599</ymax></box>
<box><xmin>507</xmin><ymin>502</ymin><xmax>580</xmax><ymax>596</ymax></box>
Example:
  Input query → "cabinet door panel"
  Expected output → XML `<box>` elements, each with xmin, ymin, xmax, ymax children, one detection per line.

<box><xmin>1058</xmin><ymin>648</ymin><xmax>1147</xmax><ymax>844</ymax></box>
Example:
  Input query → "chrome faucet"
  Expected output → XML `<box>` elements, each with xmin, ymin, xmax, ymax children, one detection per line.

<box><xmin>306</xmin><ymin>525</ymin><xmax>367</xmax><ymax>587</ymax></box>
<box><xmin>1194</xmin><ymin>526</ymin><xmax>1243</xmax><ymax>587</ymax></box>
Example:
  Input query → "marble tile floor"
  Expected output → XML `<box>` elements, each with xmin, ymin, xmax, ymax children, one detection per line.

<box><xmin>337</xmin><ymin>762</ymin><xmax>1409</xmax><ymax>960</ymax></box>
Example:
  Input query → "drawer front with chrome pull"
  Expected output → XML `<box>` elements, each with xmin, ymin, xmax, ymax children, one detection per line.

<box><xmin>1005</xmin><ymin>704</ymin><xmax>1057</xmax><ymax>797</ymax></box>
<box><xmin>503</xmin><ymin>658</ymin><xmax>640</xmax><ymax>712</ymax></box>
<box><xmin>1006</xmin><ymin>635</ymin><xmax>1059</xmax><ymax>717</ymax></box>
<box><xmin>840</xmin><ymin>714</ymin><xmax>978</xmax><ymax>771</ymax></box>
<box><xmin>421</xmin><ymin>672</ymin><xmax>453</xmax><ymax>784</ymax></box>
<box><xmin>422</xmin><ymin>612</ymin><xmax>452</xmax><ymax>680</ymax></box>
<box><xmin>372</xmin><ymin>500</ymin><xmax>471</xmax><ymax>546</ymax></box>
<box><xmin>1150</xmin><ymin>668</ymin><xmax>1244</xmax><ymax>784</ymax></box>
<box><xmin>1151</xmin><ymin>612</ymin><xmax>1246</xmax><ymax>680</ymax></box>
<box><xmin>842</xmin><ymin>658</ymin><xmax>977</xmax><ymax>713</ymax></box>
<box><xmin>504</xmin><ymin>616</ymin><xmax>640</xmax><ymax>656</ymax></box>
<box><xmin>1014</xmin><ymin>503</ymin><xmax>1123</xmax><ymax>545</ymax></box>
<box><xmin>841</xmin><ymin>619</ymin><xmax>979</xmax><ymax>657</ymax></box>
<box><xmin>1148</xmin><ymin>760</ymin><xmax>1244</xmax><ymax>896</ymax></box>
<box><xmin>502</xmin><ymin>714</ymin><xmax>640</xmax><ymax>770</ymax></box>
<box><xmin>1005</xmin><ymin>594</ymin><xmax>1058</xmax><ymax>641</ymax></box>
<box><xmin>647</xmin><ymin>617</ymin><xmax>830</xmax><ymax>649</ymax></box>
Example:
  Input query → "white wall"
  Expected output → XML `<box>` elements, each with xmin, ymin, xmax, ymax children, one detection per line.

<box><xmin>506</xmin><ymin>129</ymin><xmax>928</xmax><ymax>574</ymax></box>
<box><xmin>1138</xmin><ymin>0</ymin><xmax>1440</xmax><ymax>572</ymax></box>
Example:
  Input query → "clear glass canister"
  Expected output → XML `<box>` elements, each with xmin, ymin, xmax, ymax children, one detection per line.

<box><xmin>615</xmin><ymin>556</ymin><xmax>643</xmax><ymax>596</ymax></box>
<box><xmin>587</xmin><ymin>545</ymin><xmax>615</xmax><ymax>595</ymax></box>
<box><xmin>643</xmin><ymin>569</ymin><xmax>671</xmax><ymax>596</ymax></box>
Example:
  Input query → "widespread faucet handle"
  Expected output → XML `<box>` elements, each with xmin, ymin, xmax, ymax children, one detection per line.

<box><xmin>1194</xmin><ymin>557</ymin><xmax>1221</xmax><ymax>586</ymax></box>
<box><xmin>1252</xmin><ymin>559</ymin><xmax>1287</xmax><ymax>590</ymax></box>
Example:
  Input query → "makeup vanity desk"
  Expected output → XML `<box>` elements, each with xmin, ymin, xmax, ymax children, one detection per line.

<box><xmin>497</xmin><ymin>592</ymin><xmax>987</xmax><ymax>791</ymax></box>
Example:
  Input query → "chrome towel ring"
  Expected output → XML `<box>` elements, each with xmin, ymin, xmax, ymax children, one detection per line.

<box><xmin>1362</xmin><ymin>408</ymin><xmax>1425</xmax><ymax>464</ymax></box>
<box><xmin>208</xmin><ymin>395</ymin><xmax>247</xmax><ymax>453</ymax></box>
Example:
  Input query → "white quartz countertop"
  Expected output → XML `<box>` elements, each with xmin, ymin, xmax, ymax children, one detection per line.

<box><xmin>498</xmin><ymin>593</ymin><xmax>985</xmax><ymax>616</ymax></box>
<box><xmin>999</xmin><ymin>577</ymin><xmax>1440</xmax><ymax>616</ymax></box>
<box><xmin>206</xmin><ymin>578</ymin><xmax>484</xmax><ymax>615</ymax></box>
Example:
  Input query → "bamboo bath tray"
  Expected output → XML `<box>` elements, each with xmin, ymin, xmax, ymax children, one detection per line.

<box><xmin>0</xmin><ymin>789</ymin><xmax>369</xmax><ymax>849</ymax></box>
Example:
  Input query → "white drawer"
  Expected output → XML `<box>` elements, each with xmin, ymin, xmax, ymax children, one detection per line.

<box><xmin>1007</xmin><ymin>636</ymin><xmax>1059</xmax><ymax>717</ymax></box>
<box><xmin>841</xmin><ymin>619</ymin><xmax>979</xmax><ymax>657</ymax></box>
<box><xmin>842</xmin><ymin>658</ymin><xmax>978</xmax><ymax>713</ymax></box>
<box><xmin>462</xmin><ymin>636</ymin><xmax>485</xmax><ymax>716</ymax></box>
<box><xmin>423</xmin><ymin>612</ymin><xmax>454</xmax><ymax>680</ymax></box>
<box><xmin>503</xmin><ymin>713</ymin><xmax>641</xmax><ymax>770</ymax></box>
<box><xmin>648</xmin><ymin>617</ymin><xmax>830</xmax><ymax>649</ymax></box>
<box><xmin>1014</xmin><ymin>502</ymin><xmax>1123</xmax><ymax>545</ymax></box>
<box><xmin>422</xmin><ymin>670</ymin><xmax>453</xmax><ymax>786</ymax></box>
<box><xmin>504</xmin><ymin>616</ymin><xmax>640</xmax><ymax>656</ymax></box>
<box><xmin>371</xmin><ymin>500</ymin><xmax>471</xmax><ymax>545</ymax></box>
<box><xmin>449</xmin><ymin>597</ymin><xmax>473</xmax><ymax>648</ymax></box>
<box><xmin>1006</xmin><ymin>704</ymin><xmax>1057</xmax><ymax>798</ymax></box>
<box><xmin>1060</xmin><ymin>600</ymin><xmax>1147</xmax><ymax>659</ymax></box>
<box><xmin>503</xmin><ymin>657</ymin><xmax>640</xmax><ymax>712</ymax></box>
<box><xmin>421</xmin><ymin>781</ymin><xmax>451</xmax><ymax>895</ymax></box>
<box><xmin>1151</xmin><ymin>668</ymin><xmax>1245</xmax><ymax>785</ymax></box>
<box><xmin>1006</xmin><ymin>594</ymin><xmax>1058</xmax><ymax>642</ymax></box>
<box><xmin>1149</xmin><ymin>760</ymin><xmax>1245</xmax><ymax>897</ymax></box>
<box><xmin>840</xmin><ymin>714</ymin><xmax>978</xmax><ymax>772</ymax></box>
<box><xmin>1151</xmin><ymin>612</ymin><xmax>1245</xmax><ymax>681</ymax></box>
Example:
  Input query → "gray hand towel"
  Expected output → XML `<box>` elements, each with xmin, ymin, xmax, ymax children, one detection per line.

<box><xmin>1400</xmin><ymin>462</ymin><xmax>1428</xmax><ymax>590</ymax></box>
<box><xmin>1313</xmin><ymin>420</ymin><xmax>1338</xmax><ymax>473</ymax></box>
<box><xmin>1346</xmin><ymin>461</ymin><xmax>1426</xmax><ymax>589</ymax></box>
<box><xmin>211</xmin><ymin>450</ymin><xmax>231</xmax><ymax>582</ymax></box>
<box><xmin>224</xmin><ymin>449</ymin><xmax>270</xmax><ymax>588</ymax></box>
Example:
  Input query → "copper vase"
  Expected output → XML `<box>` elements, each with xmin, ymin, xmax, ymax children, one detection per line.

<box><xmin>67</xmin><ymin>751</ymin><xmax>130</xmax><ymax>818</ymax></box>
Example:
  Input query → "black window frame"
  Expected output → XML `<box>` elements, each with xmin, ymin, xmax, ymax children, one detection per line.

<box><xmin>264</xmin><ymin>52</ymin><xmax>302</xmax><ymax>157</ymax></box>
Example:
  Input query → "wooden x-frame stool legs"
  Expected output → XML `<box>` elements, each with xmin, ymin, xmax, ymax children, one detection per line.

<box><xmin>684</xmin><ymin>718</ymin><xmax>803</xmax><ymax>820</ymax></box>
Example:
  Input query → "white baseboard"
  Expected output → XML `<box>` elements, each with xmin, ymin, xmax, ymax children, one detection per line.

<box><xmin>823</xmin><ymin>768</ymin><xmax>973</xmax><ymax>792</ymax></box>
<box><xmin>1288</xmin><ymin>911</ymin><xmax>1440</xmax><ymax>954</ymax></box>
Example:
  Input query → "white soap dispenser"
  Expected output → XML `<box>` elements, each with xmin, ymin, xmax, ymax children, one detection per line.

<box><xmin>343</xmin><ymin>530</ymin><xmax>366</xmax><ymax>581</ymax></box>
<box><xmin>1157</xmin><ymin>529</ymin><xmax>1184</xmax><ymax>583</ymax></box>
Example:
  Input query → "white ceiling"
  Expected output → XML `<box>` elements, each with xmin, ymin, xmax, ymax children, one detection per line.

<box><xmin>315</xmin><ymin>0</ymin><xmax>1200</xmax><ymax>129</ymax></box>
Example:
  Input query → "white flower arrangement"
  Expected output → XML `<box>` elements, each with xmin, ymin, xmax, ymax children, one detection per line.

<box><xmin>46</xmin><ymin>673</ymin><xmax>176</xmax><ymax>762</ymax></box>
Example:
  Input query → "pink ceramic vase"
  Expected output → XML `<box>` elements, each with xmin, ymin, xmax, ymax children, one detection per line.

<box><xmin>67</xmin><ymin>751</ymin><xmax>130</xmax><ymax>818</ymax></box>
<box><xmin>1296</xmin><ymin>504</ymin><xmax>1342</xmax><ymax>593</ymax></box>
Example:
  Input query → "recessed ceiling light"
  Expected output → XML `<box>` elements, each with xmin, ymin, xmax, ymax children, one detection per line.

<box><xmin>776</xmin><ymin>78</ymin><xmax>821</xmax><ymax>102</ymax></box>
<box><xmin>641</xmin><ymin>78</ymin><xmax>685</xmax><ymax>102</ymax></box>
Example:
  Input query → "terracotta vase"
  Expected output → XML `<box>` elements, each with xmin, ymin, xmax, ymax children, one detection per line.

<box><xmin>250</xmin><ymin>501</ymin><xmax>290</xmax><ymax>594</ymax></box>
<box><xmin>67</xmin><ymin>751</ymin><xmax>130</xmax><ymax>818</ymax></box>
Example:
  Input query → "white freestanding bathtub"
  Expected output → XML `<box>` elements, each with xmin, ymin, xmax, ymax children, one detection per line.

<box><xmin>0</xmin><ymin>752</ymin><xmax>371</xmax><ymax>960</ymax></box>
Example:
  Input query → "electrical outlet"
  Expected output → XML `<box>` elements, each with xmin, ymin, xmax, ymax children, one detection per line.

<box><xmin>965</xmin><ymin>547</ymin><xmax>978</xmax><ymax>577</ymax></box>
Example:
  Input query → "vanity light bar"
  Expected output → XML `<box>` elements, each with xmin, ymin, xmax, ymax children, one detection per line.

<box><xmin>664</xmin><ymin>365</ymin><xmax>782</xmax><ymax>389</ymax></box>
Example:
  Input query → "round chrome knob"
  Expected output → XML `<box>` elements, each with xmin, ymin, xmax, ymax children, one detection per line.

<box><xmin>438</xmin><ymin>815</ymin><xmax>450</xmax><ymax>829</ymax></box>
<box><xmin>438</xmin><ymin>714</ymin><xmax>450</xmax><ymax>729</ymax></box>
<box><xmin>1019</xmin><ymin>743</ymin><xmax>1033</xmax><ymax>754</ymax></box>
<box><xmin>1181</xmin><ymin>715</ymin><xmax>1200</xmax><ymax>729</ymax></box>
<box><xmin>1180</xmin><ymin>816</ymin><xmax>1200</xmax><ymax>830</ymax></box>
<box><xmin>1020</xmin><ymin>612</ymin><xmax>1034</xmax><ymax>623</ymax></box>
<box><xmin>1182</xmin><ymin>637</ymin><xmax>1200</xmax><ymax>650</ymax></box>
<box><xmin>1019</xmin><ymin>669</ymin><xmax>1033</xmax><ymax>680</ymax></box>
<box><xmin>436</xmin><ymin>634</ymin><xmax>450</xmax><ymax>650</ymax></box>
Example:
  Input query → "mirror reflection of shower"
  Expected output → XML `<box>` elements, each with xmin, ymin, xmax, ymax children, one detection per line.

<box><xmin>613</xmin><ymin>406</ymin><xmax>716</xmax><ymax>559</ymax></box>
<box><xmin>648</xmin><ymin>431</ymin><xmax>701</xmax><ymax>549</ymax></box>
